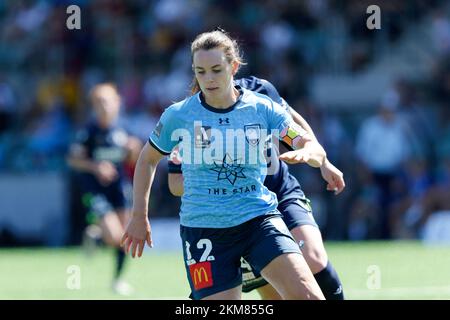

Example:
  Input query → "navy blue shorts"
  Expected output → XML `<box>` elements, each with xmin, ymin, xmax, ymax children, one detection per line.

<box><xmin>180</xmin><ymin>212</ymin><xmax>302</xmax><ymax>300</ymax></box>
<box><xmin>241</xmin><ymin>197</ymin><xmax>318</xmax><ymax>293</ymax></box>
<box><xmin>80</xmin><ymin>177</ymin><xmax>127</xmax><ymax>223</ymax></box>
<box><xmin>280</xmin><ymin>197</ymin><xmax>318</xmax><ymax>230</ymax></box>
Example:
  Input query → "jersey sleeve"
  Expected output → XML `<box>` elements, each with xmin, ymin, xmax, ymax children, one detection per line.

<box><xmin>266</xmin><ymin>100</ymin><xmax>308</xmax><ymax>150</ymax></box>
<box><xmin>148</xmin><ymin>107</ymin><xmax>182</xmax><ymax>155</ymax></box>
<box><xmin>258</xmin><ymin>79</ymin><xmax>283</xmax><ymax>105</ymax></box>
<box><xmin>279</xmin><ymin>97</ymin><xmax>291</xmax><ymax>112</ymax></box>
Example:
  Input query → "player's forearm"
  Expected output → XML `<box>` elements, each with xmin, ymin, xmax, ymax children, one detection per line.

<box><xmin>67</xmin><ymin>157</ymin><xmax>98</xmax><ymax>174</ymax></box>
<box><xmin>303</xmin><ymin>140</ymin><xmax>327</xmax><ymax>168</ymax></box>
<box><xmin>289</xmin><ymin>106</ymin><xmax>334</xmax><ymax>169</ymax></box>
<box><xmin>321</xmin><ymin>157</ymin><xmax>332</xmax><ymax>170</ymax></box>
<box><xmin>132</xmin><ymin>151</ymin><xmax>157</xmax><ymax>217</ymax></box>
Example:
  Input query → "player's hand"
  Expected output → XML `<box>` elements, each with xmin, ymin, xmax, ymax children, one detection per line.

<box><xmin>120</xmin><ymin>214</ymin><xmax>153</xmax><ymax>258</ymax></box>
<box><xmin>94</xmin><ymin>161</ymin><xmax>118</xmax><ymax>186</ymax></box>
<box><xmin>320</xmin><ymin>159</ymin><xmax>345</xmax><ymax>195</ymax></box>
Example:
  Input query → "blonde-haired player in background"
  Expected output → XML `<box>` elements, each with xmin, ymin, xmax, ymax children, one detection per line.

<box><xmin>67</xmin><ymin>83</ymin><xmax>142</xmax><ymax>296</ymax></box>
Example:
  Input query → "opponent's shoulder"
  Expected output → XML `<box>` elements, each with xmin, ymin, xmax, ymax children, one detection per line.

<box><xmin>72</xmin><ymin>121</ymin><xmax>97</xmax><ymax>142</ymax></box>
<box><xmin>236</xmin><ymin>76</ymin><xmax>282</xmax><ymax>104</ymax></box>
<box><xmin>242</xmin><ymin>87</ymin><xmax>279</xmax><ymax>111</ymax></box>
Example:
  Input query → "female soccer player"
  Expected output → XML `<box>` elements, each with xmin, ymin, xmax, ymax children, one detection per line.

<box><xmin>67</xmin><ymin>83</ymin><xmax>139</xmax><ymax>296</ymax></box>
<box><xmin>121</xmin><ymin>30</ymin><xmax>327</xmax><ymax>300</ymax></box>
<box><xmin>168</xmin><ymin>76</ymin><xmax>345</xmax><ymax>300</ymax></box>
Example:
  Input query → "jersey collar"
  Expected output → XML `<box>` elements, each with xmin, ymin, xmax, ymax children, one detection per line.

<box><xmin>198</xmin><ymin>85</ymin><xmax>244</xmax><ymax>114</ymax></box>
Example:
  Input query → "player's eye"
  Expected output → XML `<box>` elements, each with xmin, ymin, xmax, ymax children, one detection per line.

<box><xmin>212</xmin><ymin>69</ymin><xmax>221</xmax><ymax>73</ymax></box>
<box><xmin>196</xmin><ymin>70</ymin><xmax>205</xmax><ymax>75</ymax></box>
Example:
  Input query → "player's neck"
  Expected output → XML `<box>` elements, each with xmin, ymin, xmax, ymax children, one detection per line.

<box><xmin>203</xmin><ymin>87</ymin><xmax>240</xmax><ymax>109</ymax></box>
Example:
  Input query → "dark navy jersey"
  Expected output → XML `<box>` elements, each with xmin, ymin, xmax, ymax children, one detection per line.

<box><xmin>72</xmin><ymin>121</ymin><xmax>129</xmax><ymax>186</ymax></box>
<box><xmin>169</xmin><ymin>76</ymin><xmax>305</xmax><ymax>203</ymax></box>
<box><xmin>234</xmin><ymin>76</ymin><xmax>284</xmax><ymax>105</ymax></box>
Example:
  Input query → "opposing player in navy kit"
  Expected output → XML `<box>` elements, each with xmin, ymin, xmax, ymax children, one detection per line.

<box><xmin>67</xmin><ymin>83</ymin><xmax>140</xmax><ymax>296</ymax></box>
<box><xmin>168</xmin><ymin>76</ymin><xmax>345</xmax><ymax>300</ymax></box>
<box><xmin>121</xmin><ymin>30</ymin><xmax>328</xmax><ymax>300</ymax></box>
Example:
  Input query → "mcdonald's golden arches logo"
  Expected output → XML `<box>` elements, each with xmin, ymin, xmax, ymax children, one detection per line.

<box><xmin>189</xmin><ymin>261</ymin><xmax>213</xmax><ymax>290</ymax></box>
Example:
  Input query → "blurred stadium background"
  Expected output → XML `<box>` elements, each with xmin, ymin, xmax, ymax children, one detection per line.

<box><xmin>0</xmin><ymin>0</ymin><xmax>450</xmax><ymax>299</ymax></box>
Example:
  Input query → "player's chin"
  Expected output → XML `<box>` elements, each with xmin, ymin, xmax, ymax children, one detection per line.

<box><xmin>204</xmin><ymin>87</ymin><xmax>220</xmax><ymax>96</ymax></box>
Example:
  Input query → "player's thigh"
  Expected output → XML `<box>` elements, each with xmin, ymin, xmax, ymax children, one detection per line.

<box><xmin>241</xmin><ymin>257</ymin><xmax>282</xmax><ymax>300</ymax></box>
<box><xmin>290</xmin><ymin>225</ymin><xmax>328</xmax><ymax>274</ymax></box>
<box><xmin>243</xmin><ymin>215</ymin><xmax>322</xmax><ymax>299</ymax></box>
<box><xmin>280</xmin><ymin>198</ymin><xmax>318</xmax><ymax>235</ymax></box>
<box><xmin>100</xmin><ymin>211</ymin><xmax>125</xmax><ymax>246</ymax></box>
<box><xmin>279</xmin><ymin>198</ymin><xmax>328</xmax><ymax>273</ymax></box>
<box><xmin>261</xmin><ymin>252</ymin><xmax>324</xmax><ymax>300</ymax></box>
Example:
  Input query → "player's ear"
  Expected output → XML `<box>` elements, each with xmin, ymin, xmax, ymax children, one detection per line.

<box><xmin>231</xmin><ymin>61</ymin><xmax>239</xmax><ymax>76</ymax></box>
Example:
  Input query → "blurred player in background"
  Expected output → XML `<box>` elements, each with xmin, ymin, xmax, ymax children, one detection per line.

<box><xmin>121</xmin><ymin>29</ymin><xmax>328</xmax><ymax>300</ymax></box>
<box><xmin>67</xmin><ymin>83</ymin><xmax>142</xmax><ymax>296</ymax></box>
<box><xmin>168</xmin><ymin>76</ymin><xmax>345</xmax><ymax>300</ymax></box>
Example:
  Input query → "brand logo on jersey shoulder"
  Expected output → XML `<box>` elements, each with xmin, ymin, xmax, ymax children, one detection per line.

<box><xmin>244</xmin><ymin>124</ymin><xmax>261</xmax><ymax>146</ymax></box>
<box><xmin>210</xmin><ymin>153</ymin><xmax>246</xmax><ymax>185</ymax></box>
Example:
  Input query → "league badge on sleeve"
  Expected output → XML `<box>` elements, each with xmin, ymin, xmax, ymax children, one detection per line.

<box><xmin>153</xmin><ymin>121</ymin><xmax>163</xmax><ymax>138</ymax></box>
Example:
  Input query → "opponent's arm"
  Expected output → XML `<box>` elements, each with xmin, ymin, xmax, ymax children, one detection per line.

<box><xmin>288</xmin><ymin>106</ymin><xmax>318</xmax><ymax>142</ymax></box>
<box><xmin>67</xmin><ymin>144</ymin><xmax>98</xmax><ymax>174</ymax></box>
<box><xmin>288</xmin><ymin>106</ymin><xmax>345</xmax><ymax>194</ymax></box>
<box><xmin>279</xmin><ymin>128</ymin><xmax>327</xmax><ymax>168</ymax></box>
<box><xmin>320</xmin><ymin>158</ymin><xmax>345</xmax><ymax>195</ymax></box>
<box><xmin>67</xmin><ymin>144</ymin><xmax>118</xmax><ymax>186</ymax></box>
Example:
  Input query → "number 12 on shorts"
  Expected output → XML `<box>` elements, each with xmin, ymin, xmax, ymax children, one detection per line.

<box><xmin>185</xmin><ymin>239</ymin><xmax>215</xmax><ymax>265</ymax></box>
<box><xmin>185</xmin><ymin>239</ymin><xmax>215</xmax><ymax>290</ymax></box>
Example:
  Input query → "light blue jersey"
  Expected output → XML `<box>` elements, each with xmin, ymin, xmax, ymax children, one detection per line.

<box><xmin>149</xmin><ymin>87</ymin><xmax>306</xmax><ymax>228</ymax></box>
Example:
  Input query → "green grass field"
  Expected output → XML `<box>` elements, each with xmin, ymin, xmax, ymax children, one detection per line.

<box><xmin>1</xmin><ymin>241</ymin><xmax>449</xmax><ymax>299</ymax></box>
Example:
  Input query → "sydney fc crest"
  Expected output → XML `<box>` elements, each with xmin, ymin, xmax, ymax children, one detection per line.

<box><xmin>244</xmin><ymin>124</ymin><xmax>261</xmax><ymax>146</ymax></box>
